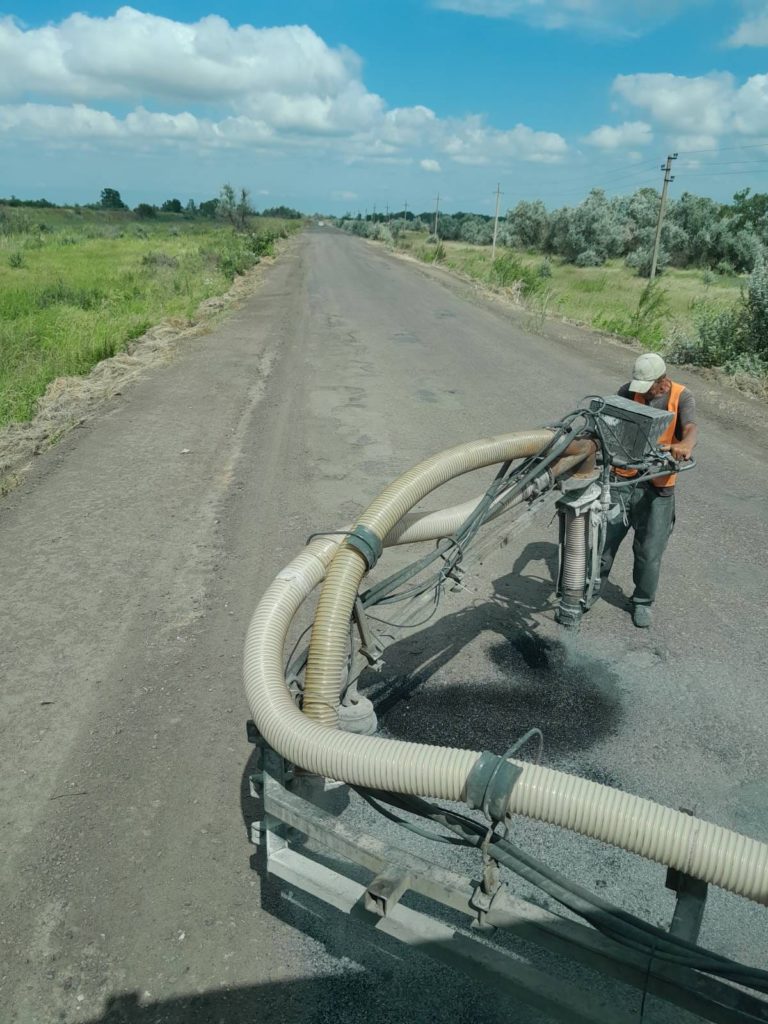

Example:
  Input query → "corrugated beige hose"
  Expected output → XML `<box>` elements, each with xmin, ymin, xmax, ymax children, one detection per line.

<box><xmin>243</xmin><ymin>432</ymin><xmax>768</xmax><ymax>904</ymax></box>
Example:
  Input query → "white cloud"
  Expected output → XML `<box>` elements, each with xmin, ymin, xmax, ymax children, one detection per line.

<box><xmin>613</xmin><ymin>72</ymin><xmax>768</xmax><ymax>140</ymax></box>
<box><xmin>0</xmin><ymin>10</ymin><xmax>359</xmax><ymax>105</ymax></box>
<box><xmin>0</xmin><ymin>7</ymin><xmax>567</xmax><ymax>169</ymax></box>
<box><xmin>613</xmin><ymin>73</ymin><xmax>735</xmax><ymax>137</ymax></box>
<box><xmin>582</xmin><ymin>120</ymin><xmax>653</xmax><ymax>150</ymax></box>
<box><xmin>728</xmin><ymin>5</ymin><xmax>768</xmax><ymax>46</ymax></box>
<box><xmin>420</xmin><ymin>158</ymin><xmax>442</xmax><ymax>172</ymax></box>
<box><xmin>432</xmin><ymin>0</ymin><xmax>698</xmax><ymax>34</ymax></box>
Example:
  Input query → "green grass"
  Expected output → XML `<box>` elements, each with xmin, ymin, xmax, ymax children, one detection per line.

<box><xmin>0</xmin><ymin>209</ymin><xmax>300</xmax><ymax>426</ymax></box>
<box><xmin>394</xmin><ymin>232</ymin><xmax>743</xmax><ymax>349</ymax></box>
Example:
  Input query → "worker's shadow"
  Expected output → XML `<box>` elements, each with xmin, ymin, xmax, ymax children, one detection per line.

<box><xmin>358</xmin><ymin>540</ymin><xmax>623</xmax><ymax>761</ymax></box>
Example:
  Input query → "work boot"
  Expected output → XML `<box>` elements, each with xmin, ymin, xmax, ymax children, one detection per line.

<box><xmin>632</xmin><ymin>603</ymin><xmax>653</xmax><ymax>629</ymax></box>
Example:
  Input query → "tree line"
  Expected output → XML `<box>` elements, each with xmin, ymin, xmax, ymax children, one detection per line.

<box><xmin>341</xmin><ymin>186</ymin><xmax>768</xmax><ymax>277</ymax></box>
<box><xmin>0</xmin><ymin>187</ymin><xmax>303</xmax><ymax>224</ymax></box>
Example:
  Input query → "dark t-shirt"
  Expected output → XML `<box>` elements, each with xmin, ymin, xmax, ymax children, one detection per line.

<box><xmin>617</xmin><ymin>382</ymin><xmax>696</xmax><ymax>495</ymax></box>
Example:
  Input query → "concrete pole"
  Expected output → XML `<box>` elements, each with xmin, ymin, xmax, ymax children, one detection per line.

<box><xmin>433</xmin><ymin>193</ymin><xmax>440</xmax><ymax>238</ymax></box>
<box><xmin>491</xmin><ymin>183</ymin><xmax>502</xmax><ymax>262</ymax></box>
<box><xmin>650</xmin><ymin>154</ymin><xmax>677</xmax><ymax>282</ymax></box>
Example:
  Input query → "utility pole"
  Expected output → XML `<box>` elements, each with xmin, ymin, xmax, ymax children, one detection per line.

<box><xmin>491</xmin><ymin>182</ymin><xmax>503</xmax><ymax>262</ymax></box>
<box><xmin>650</xmin><ymin>153</ymin><xmax>677</xmax><ymax>282</ymax></box>
<box><xmin>433</xmin><ymin>193</ymin><xmax>441</xmax><ymax>238</ymax></box>
<box><xmin>403</xmin><ymin>200</ymin><xmax>408</xmax><ymax>223</ymax></box>
<box><xmin>385</xmin><ymin>203</ymin><xmax>389</xmax><ymax>223</ymax></box>
<box><xmin>373</xmin><ymin>202</ymin><xmax>377</xmax><ymax>222</ymax></box>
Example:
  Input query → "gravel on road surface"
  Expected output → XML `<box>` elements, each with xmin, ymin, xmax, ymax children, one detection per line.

<box><xmin>2</xmin><ymin>227</ymin><xmax>767</xmax><ymax>1024</ymax></box>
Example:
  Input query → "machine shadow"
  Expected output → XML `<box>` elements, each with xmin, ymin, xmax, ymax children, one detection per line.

<box><xmin>87</xmin><ymin>956</ymin><xmax>523</xmax><ymax>1024</ymax></box>
<box><xmin>359</xmin><ymin>540</ymin><xmax>624</xmax><ymax>758</ymax></box>
<box><xmin>222</xmin><ymin>545</ymin><xmax>667</xmax><ymax>1024</ymax></box>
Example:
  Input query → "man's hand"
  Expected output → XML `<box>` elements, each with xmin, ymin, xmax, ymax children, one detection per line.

<box><xmin>665</xmin><ymin>440</ymin><xmax>694</xmax><ymax>461</ymax></box>
<box><xmin>661</xmin><ymin>421</ymin><xmax>697</xmax><ymax>463</ymax></box>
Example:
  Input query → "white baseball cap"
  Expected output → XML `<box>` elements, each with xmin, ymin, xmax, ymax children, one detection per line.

<box><xmin>630</xmin><ymin>353</ymin><xmax>667</xmax><ymax>394</ymax></box>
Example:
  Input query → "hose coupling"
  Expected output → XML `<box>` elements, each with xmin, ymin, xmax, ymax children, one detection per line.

<box><xmin>346</xmin><ymin>525</ymin><xmax>383</xmax><ymax>570</ymax></box>
<box><xmin>465</xmin><ymin>751</ymin><xmax>523</xmax><ymax>824</ymax></box>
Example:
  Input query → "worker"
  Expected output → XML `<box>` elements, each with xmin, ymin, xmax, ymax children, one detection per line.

<box><xmin>598</xmin><ymin>353</ymin><xmax>697</xmax><ymax>628</ymax></box>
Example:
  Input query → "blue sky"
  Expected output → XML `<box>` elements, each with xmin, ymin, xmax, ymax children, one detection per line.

<box><xmin>2</xmin><ymin>1</ymin><xmax>768</xmax><ymax>213</ymax></box>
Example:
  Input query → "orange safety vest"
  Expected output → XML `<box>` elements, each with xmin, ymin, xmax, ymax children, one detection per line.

<box><xmin>613</xmin><ymin>381</ymin><xmax>685</xmax><ymax>489</ymax></box>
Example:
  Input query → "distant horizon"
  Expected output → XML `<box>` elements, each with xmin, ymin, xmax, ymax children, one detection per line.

<box><xmin>1</xmin><ymin>183</ymin><xmax>758</xmax><ymax>219</ymax></box>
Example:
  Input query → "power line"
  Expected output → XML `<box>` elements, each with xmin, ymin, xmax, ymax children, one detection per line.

<box><xmin>680</xmin><ymin>166</ymin><xmax>768</xmax><ymax>177</ymax></box>
<box><xmin>678</xmin><ymin>140</ymin><xmax>768</xmax><ymax>156</ymax></box>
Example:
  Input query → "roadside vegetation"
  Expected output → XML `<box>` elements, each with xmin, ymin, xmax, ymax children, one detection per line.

<box><xmin>0</xmin><ymin>187</ymin><xmax>303</xmax><ymax>427</ymax></box>
<box><xmin>338</xmin><ymin>187</ymin><xmax>768</xmax><ymax>393</ymax></box>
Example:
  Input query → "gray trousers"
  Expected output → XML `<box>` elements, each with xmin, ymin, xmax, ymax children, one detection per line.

<box><xmin>599</xmin><ymin>483</ymin><xmax>676</xmax><ymax>606</ymax></box>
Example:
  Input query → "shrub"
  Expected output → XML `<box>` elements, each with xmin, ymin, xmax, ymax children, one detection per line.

<box><xmin>490</xmin><ymin>253</ymin><xmax>539</xmax><ymax>293</ymax></box>
<box><xmin>245</xmin><ymin>231</ymin><xmax>277</xmax><ymax>257</ymax></box>
<box><xmin>669</xmin><ymin>259</ymin><xmax>768</xmax><ymax>372</ymax></box>
<box><xmin>595</xmin><ymin>281</ymin><xmax>670</xmax><ymax>345</ymax></box>
<box><xmin>724</xmin><ymin>351</ymin><xmax>768</xmax><ymax>380</ymax></box>
<box><xmin>629</xmin><ymin>281</ymin><xmax>670</xmax><ymax>344</ymax></box>
<box><xmin>418</xmin><ymin>240</ymin><xmax>446</xmax><ymax>263</ymax></box>
<box><xmin>8</xmin><ymin>251</ymin><xmax>24</xmax><ymax>268</ymax></box>
<box><xmin>537</xmin><ymin>260</ymin><xmax>553</xmax><ymax>279</ymax></box>
<box><xmin>575</xmin><ymin>249</ymin><xmax>604</xmax><ymax>268</ymax></box>
<box><xmin>370</xmin><ymin>224</ymin><xmax>394</xmax><ymax>244</ymax></box>
<box><xmin>625</xmin><ymin>246</ymin><xmax>670</xmax><ymax>277</ymax></box>
<box><xmin>141</xmin><ymin>251</ymin><xmax>179</xmax><ymax>269</ymax></box>
<box><xmin>218</xmin><ymin>250</ymin><xmax>251</xmax><ymax>279</ymax></box>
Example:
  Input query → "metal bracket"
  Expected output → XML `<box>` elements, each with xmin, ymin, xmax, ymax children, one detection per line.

<box><xmin>256</xmin><ymin>742</ymin><xmax>768</xmax><ymax>1024</ymax></box>
<box><xmin>665</xmin><ymin>808</ymin><xmax>709</xmax><ymax>943</ymax></box>
<box><xmin>365</xmin><ymin>864</ymin><xmax>412</xmax><ymax>917</ymax></box>
<box><xmin>555</xmin><ymin>482</ymin><xmax>602</xmax><ymax>514</ymax></box>
<box><xmin>666</xmin><ymin>867</ymin><xmax>708</xmax><ymax>943</ymax></box>
<box><xmin>470</xmin><ymin>874</ymin><xmax>505</xmax><ymax>931</ymax></box>
<box><xmin>445</xmin><ymin>564</ymin><xmax>468</xmax><ymax>592</ymax></box>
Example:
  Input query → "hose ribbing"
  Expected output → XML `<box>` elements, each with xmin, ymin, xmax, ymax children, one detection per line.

<box><xmin>304</xmin><ymin>431</ymin><xmax>554</xmax><ymax>726</ymax></box>
<box><xmin>243</xmin><ymin>538</ymin><xmax>768</xmax><ymax>903</ymax></box>
<box><xmin>562</xmin><ymin>511</ymin><xmax>587</xmax><ymax>593</ymax></box>
<box><xmin>243</xmin><ymin>431</ymin><xmax>768</xmax><ymax>904</ymax></box>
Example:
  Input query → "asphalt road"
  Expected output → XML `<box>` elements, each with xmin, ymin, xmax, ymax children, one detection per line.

<box><xmin>2</xmin><ymin>227</ymin><xmax>767</xmax><ymax>1024</ymax></box>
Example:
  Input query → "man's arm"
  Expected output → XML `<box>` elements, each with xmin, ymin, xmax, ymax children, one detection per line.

<box><xmin>664</xmin><ymin>388</ymin><xmax>697</xmax><ymax>461</ymax></box>
<box><xmin>668</xmin><ymin>422</ymin><xmax>697</xmax><ymax>461</ymax></box>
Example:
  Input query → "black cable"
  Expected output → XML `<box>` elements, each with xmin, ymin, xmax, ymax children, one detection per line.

<box><xmin>364</xmin><ymin>585</ymin><xmax>443</xmax><ymax>629</ymax></box>
<box><xmin>361</xmin><ymin>423</ymin><xmax>578</xmax><ymax>612</ymax></box>
<box><xmin>355</xmin><ymin>787</ymin><xmax>768</xmax><ymax>993</ymax></box>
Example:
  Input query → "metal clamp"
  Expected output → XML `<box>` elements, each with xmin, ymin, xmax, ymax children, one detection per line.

<box><xmin>470</xmin><ymin>874</ymin><xmax>505</xmax><ymax>931</ymax></box>
<box><xmin>465</xmin><ymin>751</ymin><xmax>523</xmax><ymax>825</ymax></box>
<box><xmin>346</xmin><ymin>525</ymin><xmax>383</xmax><ymax>570</ymax></box>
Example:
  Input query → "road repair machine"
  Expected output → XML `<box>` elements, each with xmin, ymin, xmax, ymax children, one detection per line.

<box><xmin>243</xmin><ymin>397</ymin><xmax>768</xmax><ymax>1023</ymax></box>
